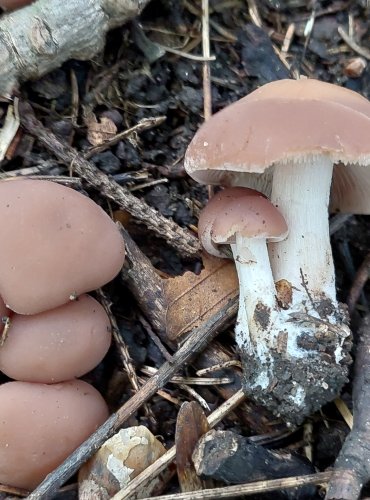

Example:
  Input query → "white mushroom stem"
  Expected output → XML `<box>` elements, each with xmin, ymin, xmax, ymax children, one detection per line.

<box><xmin>231</xmin><ymin>234</ymin><xmax>280</xmax><ymax>389</ymax></box>
<box><xmin>268</xmin><ymin>156</ymin><xmax>337</xmax><ymax>314</ymax></box>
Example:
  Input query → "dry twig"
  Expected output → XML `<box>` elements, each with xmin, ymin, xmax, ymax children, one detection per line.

<box><xmin>27</xmin><ymin>297</ymin><xmax>238</xmax><ymax>499</ymax></box>
<box><xmin>18</xmin><ymin>101</ymin><xmax>200</xmax><ymax>258</ymax></box>
<box><xmin>326</xmin><ymin>314</ymin><xmax>370</xmax><ymax>499</ymax></box>
<box><xmin>137</xmin><ymin>472</ymin><xmax>332</xmax><ymax>500</ymax></box>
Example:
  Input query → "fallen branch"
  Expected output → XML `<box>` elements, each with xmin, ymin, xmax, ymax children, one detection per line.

<box><xmin>27</xmin><ymin>297</ymin><xmax>238</xmax><ymax>499</ymax></box>
<box><xmin>326</xmin><ymin>313</ymin><xmax>370</xmax><ymax>499</ymax></box>
<box><xmin>19</xmin><ymin>101</ymin><xmax>201</xmax><ymax>258</ymax></box>
<box><xmin>0</xmin><ymin>0</ymin><xmax>150</xmax><ymax>97</ymax></box>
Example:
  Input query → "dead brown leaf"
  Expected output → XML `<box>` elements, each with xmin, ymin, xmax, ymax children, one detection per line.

<box><xmin>86</xmin><ymin>114</ymin><xmax>117</xmax><ymax>146</ymax></box>
<box><xmin>163</xmin><ymin>254</ymin><xmax>238</xmax><ymax>342</ymax></box>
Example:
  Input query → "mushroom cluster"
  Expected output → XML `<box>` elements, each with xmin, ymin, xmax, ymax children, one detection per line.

<box><xmin>185</xmin><ymin>78</ymin><xmax>370</xmax><ymax>423</ymax></box>
<box><xmin>0</xmin><ymin>179</ymin><xmax>125</xmax><ymax>489</ymax></box>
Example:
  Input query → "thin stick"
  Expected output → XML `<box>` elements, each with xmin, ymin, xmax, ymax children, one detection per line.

<box><xmin>202</xmin><ymin>0</ymin><xmax>212</xmax><ymax>122</ymax></box>
<box><xmin>137</xmin><ymin>472</ymin><xmax>332</xmax><ymax>500</ymax></box>
<box><xmin>19</xmin><ymin>101</ymin><xmax>200</xmax><ymax>258</ymax></box>
<box><xmin>112</xmin><ymin>389</ymin><xmax>246</xmax><ymax>500</ymax></box>
<box><xmin>27</xmin><ymin>298</ymin><xmax>238</xmax><ymax>500</ymax></box>
<box><xmin>201</xmin><ymin>0</ymin><xmax>213</xmax><ymax>200</ymax></box>
<box><xmin>84</xmin><ymin>116</ymin><xmax>166</xmax><ymax>159</ymax></box>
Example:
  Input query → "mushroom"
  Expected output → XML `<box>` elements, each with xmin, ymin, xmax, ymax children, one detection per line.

<box><xmin>198</xmin><ymin>187</ymin><xmax>288</xmax><ymax>390</ymax></box>
<box><xmin>0</xmin><ymin>379</ymin><xmax>109</xmax><ymax>490</ymax></box>
<box><xmin>0</xmin><ymin>294</ymin><xmax>112</xmax><ymax>383</ymax></box>
<box><xmin>0</xmin><ymin>0</ymin><xmax>32</xmax><ymax>9</ymax></box>
<box><xmin>185</xmin><ymin>78</ymin><xmax>370</xmax><ymax>421</ymax></box>
<box><xmin>0</xmin><ymin>179</ymin><xmax>125</xmax><ymax>314</ymax></box>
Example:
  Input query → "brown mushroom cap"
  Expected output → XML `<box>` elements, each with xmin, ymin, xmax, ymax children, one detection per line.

<box><xmin>0</xmin><ymin>380</ymin><xmax>109</xmax><ymax>490</ymax></box>
<box><xmin>198</xmin><ymin>187</ymin><xmax>288</xmax><ymax>257</ymax></box>
<box><xmin>0</xmin><ymin>179</ymin><xmax>125</xmax><ymax>314</ymax></box>
<box><xmin>0</xmin><ymin>295</ymin><xmax>112</xmax><ymax>383</ymax></box>
<box><xmin>0</xmin><ymin>0</ymin><xmax>32</xmax><ymax>9</ymax></box>
<box><xmin>185</xmin><ymin>79</ymin><xmax>370</xmax><ymax>212</ymax></box>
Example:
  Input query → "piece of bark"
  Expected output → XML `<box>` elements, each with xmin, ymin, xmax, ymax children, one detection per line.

<box><xmin>175</xmin><ymin>402</ymin><xmax>213</xmax><ymax>493</ymax></box>
<box><xmin>18</xmin><ymin>102</ymin><xmax>200</xmax><ymax>258</ymax></box>
<box><xmin>0</xmin><ymin>0</ymin><xmax>150</xmax><ymax>97</ymax></box>
<box><xmin>193</xmin><ymin>430</ymin><xmax>316</xmax><ymax>499</ymax></box>
<box><xmin>78</xmin><ymin>426</ymin><xmax>168</xmax><ymax>499</ymax></box>
<box><xmin>326</xmin><ymin>314</ymin><xmax>370</xmax><ymax>500</ymax></box>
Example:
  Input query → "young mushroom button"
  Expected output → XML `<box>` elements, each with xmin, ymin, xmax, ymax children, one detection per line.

<box><xmin>0</xmin><ymin>295</ymin><xmax>112</xmax><ymax>384</ymax></box>
<box><xmin>0</xmin><ymin>379</ymin><xmax>109</xmax><ymax>490</ymax></box>
<box><xmin>0</xmin><ymin>179</ymin><xmax>125</xmax><ymax>315</ymax></box>
<box><xmin>185</xmin><ymin>78</ymin><xmax>370</xmax><ymax>422</ymax></box>
<box><xmin>199</xmin><ymin>187</ymin><xmax>288</xmax><ymax>393</ymax></box>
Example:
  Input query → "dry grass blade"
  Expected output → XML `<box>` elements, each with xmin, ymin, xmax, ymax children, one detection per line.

<box><xmin>137</xmin><ymin>472</ymin><xmax>332</xmax><ymax>499</ymax></box>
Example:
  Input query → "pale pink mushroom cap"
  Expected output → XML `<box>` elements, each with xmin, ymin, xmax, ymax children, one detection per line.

<box><xmin>0</xmin><ymin>380</ymin><xmax>109</xmax><ymax>490</ymax></box>
<box><xmin>0</xmin><ymin>0</ymin><xmax>33</xmax><ymax>10</ymax></box>
<box><xmin>0</xmin><ymin>179</ymin><xmax>125</xmax><ymax>314</ymax></box>
<box><xmin>198</xmin><ymin>187</ymin><xmax>288</xmax><ymax>258</ymax></box>
<box><xmin>185</xmin><ymin>79</ymin><xmax>370</xmax><ymax>214</ymax></box>
<box><xmin>0</xmin><ymin>295</ymin><xmax>112</xmax><ymax>383</ymax></box>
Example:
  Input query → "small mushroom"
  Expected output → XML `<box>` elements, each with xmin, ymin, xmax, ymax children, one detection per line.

<box><xmin>0</xmin><ymin>379</ymin><xmax>109</xmax><ymax>490</ymax></box>
<box><xmin>198</xmin><ymin>187</ymin><xmax>288</xmax><ymax>391</ymax></box>
<box><xmin>0</xmin><ymin>179</ymin><xmax>125</xmax><ymax>314</ymax></box>
<box><xmin>0</xmin><ymin>295</ymin><xmax>112</xmax><ymax>383</ymax></box>
<box><xmin>185</xmin><ymin>78</ymin><xmax>370</xmax><ymax>421</ymax></box>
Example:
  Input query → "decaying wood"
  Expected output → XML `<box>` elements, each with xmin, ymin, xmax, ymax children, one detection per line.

<box><xmin>326</xmin><ymin>314</ymin><xmax>370</xmax><ymax>500</ymax></box>
<box><xmin>78</xmin><ymin>426</ymin><xmax>168</xmax><ymax>499</ymax></box>
<box><xmin>27</xmin><ymin>297</ymin><xmax>238</xmax><ymax>499</ymax></box>
<box><xmin>175</xmin><ymin>402</ymin><xmax>212</xmax><ymax>493</ymax></box>
<box><xmin>193</xmin><ymin>430</ymin><xmax>315</xmax><ymax>499</ymax></box>
<box><xmin>0</xmin><ymin>0</ymin><xmax>150</xmax><ymax>97</ymax></box>
<box><xmin>18</xmin><ymin>101</ymin><xmax>200</xmax><ymax>258</ymax></box>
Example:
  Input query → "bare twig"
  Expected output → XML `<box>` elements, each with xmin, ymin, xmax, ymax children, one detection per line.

<box><xmin>18</xmin><ymin>101</ymin><xmax>200</xmax><ymax>258</ymax></box>
<box><xmin>202</xmin><ymin>0</ymin><xmax>212</xmax><ymax>122</ymax></box>
<box><xmin>326</xmin><ymin>314</ymin><xmax>370</xmax><ymax>499</ymax></box>
<box><xmin>96</xmin><ymin>289</ymin><xmax>140</xmax><ymax>393</ymax></box>
<box><xmin>137</xmin><ymin>472</ymin><xmax>332</xmax><ymax>500</ymax></box>
<box><xmin>0</xmin><ymin>0</ymin><xmax>150</xmax><ymax>97</ymax></box>
<box><xmin>27</xmin><ymin>298</ymin><xmax>238</xmax><ymax>499</ymax></box>
<box><xmin>84</xmin><ymin>116</ymin><xmax>166</xmax><ymax>159</ymax></box>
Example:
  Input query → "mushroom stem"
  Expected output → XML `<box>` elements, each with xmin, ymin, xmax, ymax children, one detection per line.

<box><xmin>231</xmin><ymin>234</ymin><xmax>279</xmax><ymax>389</ymax></box>
<box><xmin>269</xmin><ymin>156</ymin><xmax>337</xmax><ymax>314</ymax></box>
